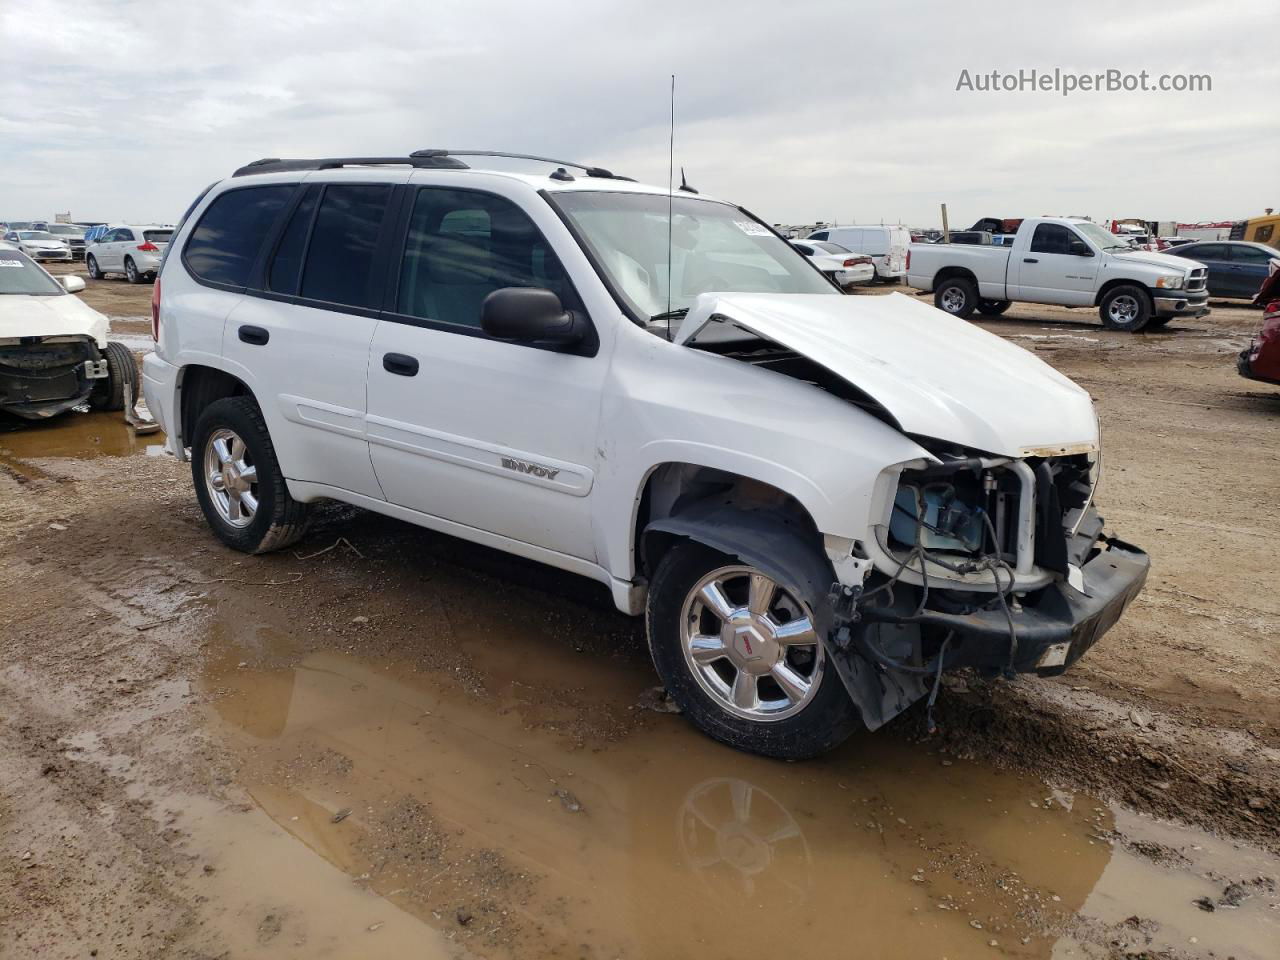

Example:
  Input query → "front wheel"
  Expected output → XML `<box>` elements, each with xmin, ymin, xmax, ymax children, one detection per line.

<box><xmin>934</xmin><ymin>277</ymin><xmax>978</xmax><ymax>318</ymax></box>
<box><xmin>646</xmin><ymin>542</ymin><xmax>860</xmax><ymax>760</ymax></box>
<box><xmin>89</xmin><ymin>341</ymin><xmax>137</xmax><ymax>411</ymax></box>
<box><xmin>191</xmin><ymin>397</ymin><xmax>311</xmax><ymax>554</ymax></box>
<box><xmin>977</xmin><ymin>299</ymin><xmax>1012</xmax><ymax>316</ymax></box>
<box><xmin>1099</xmin><ymin>285</ymin><xmax>1152</xmax><ymax>332</ymax></box>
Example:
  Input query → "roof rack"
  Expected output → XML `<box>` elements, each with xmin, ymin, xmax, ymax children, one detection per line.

<box><xmin>410</xmin><ymin>149</ymin><xmax>634</xmax><ymax>181</ymax></box>
<box><xmin>230</xmin><ymin>151</ymin><xmax>634</xmax><ymax>182</ymax></box>
<box><xmin>231</xmin><ymin>155</ymin><xmax>469</xmax><ymax>177</ymax></box>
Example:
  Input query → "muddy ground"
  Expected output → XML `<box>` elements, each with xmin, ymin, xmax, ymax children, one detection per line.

<box><xmin>1</xmin><ymin>266</ymin><xmax>1277</xmax><ymax>958</ymax></box>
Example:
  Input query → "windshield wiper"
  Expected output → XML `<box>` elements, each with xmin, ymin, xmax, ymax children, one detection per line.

<box><xmin>648</xmin><ymin>307</ymin><xmax>689</xmax><ymax>324</ymax></box>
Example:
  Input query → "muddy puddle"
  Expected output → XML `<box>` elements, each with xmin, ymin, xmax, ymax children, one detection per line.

<box><xmin>0</xmin><ymin>410</ymin><xmax>165</xmax><ymax>465</ymax></box>
<box><xmin>195</xmin><ymin>613</ymin><xmax>1280</xmax><ymax>959</ymax></box>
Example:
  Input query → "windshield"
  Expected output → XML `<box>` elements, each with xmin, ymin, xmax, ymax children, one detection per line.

<box><xmin>551</xmin><ymin>192</ymin><xmax>836</xmax><ymax>321</ymax></box>
<box><xmin>812</xmin><ymin>241</ymin><xmax>851</xmax><ymax>255</ymax></box>
<box><xmin>17</xmin><ymin>231</ymin><xmax>56</xmax><ymax>241</ymax></box>
<box><xmin>1074</xmin><ymin>222</ymin><xmax>1132</xmax><ymax>252</ymax></box>
<box><xmin>0</xmin><ymin>251</ymin><xmax>65</xmax><ymax>295</ymax></box>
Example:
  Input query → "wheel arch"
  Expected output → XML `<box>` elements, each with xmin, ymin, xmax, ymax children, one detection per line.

<box><xmin>934</xmin><ymin>265</ymin><xmax>979</xmax><ymax>289</ymax></box>
<box><xmin>631</xmin><ymin>461</ymin><xmax>830</xmax><ymax>592</ymax></box>
<box><xmin>179</xmin><ymin>364</ymin><xmax>256</xmax><ymax>453</ymax></box>
<box><xmin>1094</xmin><ymin>276</ymin><xmax>1154</xmax><ymax>307</ymax></box>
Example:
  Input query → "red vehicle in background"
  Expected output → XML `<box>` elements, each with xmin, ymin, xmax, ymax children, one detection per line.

<box><xmin>1238</xmin><ymin>259</ymin><xmax>1280</xmax><ymax>386</ymax></box>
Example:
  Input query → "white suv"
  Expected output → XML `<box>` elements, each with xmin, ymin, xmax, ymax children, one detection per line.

<box><xmin>143</xmin><ymin>150</ymin><xmax>1149</xmax><ymax>759</ymax></box>
<box><xmin>85</xmin><ymin>224</ymin><xmax>174</xmax><ymax>283</ymax></box>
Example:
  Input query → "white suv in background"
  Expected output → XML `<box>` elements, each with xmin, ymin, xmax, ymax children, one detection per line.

<box><xmin>85</xmin><ymin>224</ymin><xmax>174</xmax><ymax>283</ymax></box>
<box><xmin>143</xmin><ymin>150</ymin><xmax>1149</xmax><ymax>760</ymax></box>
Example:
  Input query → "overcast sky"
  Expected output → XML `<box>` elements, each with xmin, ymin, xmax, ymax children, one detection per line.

<box><xmin>1</xmin><ymin>0</ymin><xmax>1276</xmax><ymax>228</ymax></box>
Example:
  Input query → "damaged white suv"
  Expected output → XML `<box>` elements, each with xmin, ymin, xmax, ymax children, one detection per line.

<box><xmin>144</xmin><ymin>151</ymin><xmax>1149</xmax><ymax>759</ymax></box>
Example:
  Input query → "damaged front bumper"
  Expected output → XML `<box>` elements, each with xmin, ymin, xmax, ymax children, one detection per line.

<box><xmin>860</xmin><ymin>535</ymin><xmax>1149</xmax><ymax>676</ymax></box>
<box><xmin>0</xmin><ymin>338</ymin><xmax>107</xmax><ymax>420</ymax></box>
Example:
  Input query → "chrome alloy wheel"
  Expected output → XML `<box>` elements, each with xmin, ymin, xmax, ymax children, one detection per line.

<box><xmin>940</xmin><ymin>286</ymin><xmax>967</xmax><ymax>313</ymax></box>
<box><xmin>1107</xmin><ymin>294</ymin><xmax>1140</xmax><ymax>324</ymax></box>
<box><xmin>680</xmin><ymin>565</ymin><xmax>824</xmax><ymax>722</ymax></box>
<box><xmin>204</xmin><ymin>428</ymin><xmax>259</xmax><ymax>528</ymax></box>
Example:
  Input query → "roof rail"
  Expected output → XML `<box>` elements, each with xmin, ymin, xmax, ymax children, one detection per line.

<box><xmin>410</xmin><ymin>149</ymin><xmax>634</xmax><ymax>181</ymax></box>
<box><xmin>231</xmin><ymin>155</ymin><xmax>470</xmax><ymax>177</ymax></box>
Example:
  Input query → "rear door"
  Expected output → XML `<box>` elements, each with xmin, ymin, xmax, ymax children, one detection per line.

<box><xmin>365</xmin><ymin>182</ymin><xmax>606</xmax><ymax>561</ymax></box>
<box><xmin>218</xmin><ymin>179</ymin><xmax>403</xmax><ymax>499</ymax></box>
<box><xmin>1010</xmin><ymin>223</ymin><xmax>1098</xmax><ymax>305</ymax></box>
<box><xmin>1226</xmin><ymin>244</ymin><xmax>1276</xmax><ymax>298</ymax></box>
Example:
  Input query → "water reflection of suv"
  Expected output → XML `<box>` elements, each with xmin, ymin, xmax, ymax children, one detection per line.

<box><xmin>144</xmin><ymin>150</ymin><xmax>1149</xmax><ymax>759</ymax></box>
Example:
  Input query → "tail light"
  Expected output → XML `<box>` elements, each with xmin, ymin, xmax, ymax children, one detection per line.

<box><xmin>137</xmin><ymin>242</ymin><xmax>159</xmax><ymax>252</ymax></box>
<box><xmin>843</xmin><ymin>258</ymin><xmax>858</xmax><ymax>267</ymax></box>
<box><xmin>151</xmin><ymin>277</ymin><xmax>162</xmax><ymax>342</ymax></box>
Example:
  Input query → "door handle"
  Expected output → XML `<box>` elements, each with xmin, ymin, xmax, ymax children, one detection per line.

<box><xmin>382</xmin><ymin>352</ymin><xmax>419</xmax><ymax>377</ymax></box>
<box><xmin>1023</xmin><ymin>257</ymin><xmax>1039</xmax><ymax>263</ymax></box>
<box><xmin>238</xmin><ymin>325</ymin><xmax>269</xmax><ymax>346</ymax></box>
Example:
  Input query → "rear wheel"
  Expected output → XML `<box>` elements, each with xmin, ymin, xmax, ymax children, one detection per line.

<box><xmin>90</xmin><ymin>341</ymin><xmax>137</xmax><ymax>411</ymax></box>
<box><xmin>86</xmin><ymin>255</ymin><xmax>102</xmax><ymax>280</ymax></box>
<box><xmin>977</xmin><ymin>299</ymin><xmax>1012</xmax><ymax>316</ymax></box>
<box><xmin>1099</xmin><ymin>284</ymin><xmax>1152</xmax><ymax>332</ymax></box>
<box><xmin>191</xmin><ymin>397</ymin><xmax>311</xmax><ymax>554</ymax></box>
<box><xmin>934</xmin><ymin>276</ymin><xmax>978</xmax><ymax>318</ymax></box>
<box><xmin>124</xmin><ymin>257</ymin><xmax>141</xmax><ymax>284</ymax></box>
<box><xmin>646</xmin><ymin>542</ymin><xmax>860</xmax><ymax>760</ymax></box>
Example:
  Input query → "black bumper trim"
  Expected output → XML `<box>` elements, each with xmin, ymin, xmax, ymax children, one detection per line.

<box><xmin>862</xmin><ymin>536</ymin><xmax>1150</xmax><ymax>675</ymax></box>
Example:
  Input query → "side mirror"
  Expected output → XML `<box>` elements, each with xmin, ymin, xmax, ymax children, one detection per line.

<box><xmin>61</xmin><ymin>275</ymin><xmax>86</xmax><ymax>293</ymax></box>
<box><xmin>481</xmin><ymin>287</ymin><xmax>583</xmax><ymax>345</ymax></box>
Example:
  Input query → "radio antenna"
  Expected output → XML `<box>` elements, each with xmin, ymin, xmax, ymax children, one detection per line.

<box><xmin>666</xmin><ymin>73</ymin><xmax>675</xmax><ymax>335</ymax></box>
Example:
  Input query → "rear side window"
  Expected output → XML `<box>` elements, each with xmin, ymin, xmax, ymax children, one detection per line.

<box><xmin>184</xmin><ymin>185</ymin><xmax>295</xmax><ymax>287</ymax></box>
<box><xmin>267</xmin><ymin>187</ymin><xmax>320</xmax><ymax>294</ymax></box>
<box><xmin>299</xmin><ymin>184</ymin><xmax>393</xmax><ymax>308</ymax></box>
<box><xmin>1231</xmin><ymin>245</ymin><xmax>1275</xmax><ymax>264</ymax></box>
<box><xmin>395</xmin><ymin>187</ymin><xmax>578</xmax><ymax>329</ymax></box>
<box><xmin>143</xmin><ymin>230</ymin><xmax>172</xmax><ymax>244</ymax></box>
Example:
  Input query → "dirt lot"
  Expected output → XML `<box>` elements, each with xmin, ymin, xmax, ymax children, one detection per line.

<box><xmin>2</xmin><ymin>267</ymin><xmax>1277</xmax><ymax>958</ymax></box>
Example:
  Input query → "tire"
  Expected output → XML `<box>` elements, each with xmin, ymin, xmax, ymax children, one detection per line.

<box><xmin>191</xmin><ymin>397</ymin><xmax>311</xmax><ymax>554</ymax></box>
<box><xmin>124</xmin><ymin>257</ymin><xmax>141</xmax><ymax>284</ymax></box>
<box><xmin>86</xmin><ymin>255</ymin><xmax>101</xmax><ymax>280</ymax></box>
<box><xmin>977</xmin><ymin>299</ymin><xmax>1012</xmax><ymax>316</ymax></box>
<box><xmin>89</xmin><ymin>341</ymin><xmax>137</xmax><ymax>412</ymax></box>
<box><xmin>1099</xmin><ymin>284</ymin><xmax>1152</xmax><ymax>332</ymax></box>
<box><xmin>645</xmin><ymin>541</ymin><xmax>860</xmax><ymax>760</ymax></box>
<box><xmin>934</xmin><ymin>277</ymin><xmax>978</xmax><ymax>318</ymax></box>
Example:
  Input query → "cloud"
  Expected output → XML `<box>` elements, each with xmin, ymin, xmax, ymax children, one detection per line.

<box><xmin>0</xmin><ymin>0</ymin><xmax>1275</xmax><ymax>226</ymax></box>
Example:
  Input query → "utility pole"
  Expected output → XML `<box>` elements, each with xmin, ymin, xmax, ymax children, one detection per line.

<box><xmin>941</xmin><ymin>203</ymin><xmax>951</xmax><ymax>243</ymax></box>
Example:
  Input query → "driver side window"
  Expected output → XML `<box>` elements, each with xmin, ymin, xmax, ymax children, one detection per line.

<box><xmin>395</xmin><ymin>188</ymin><xmax>579</xmax><ymax>330</ymax></box>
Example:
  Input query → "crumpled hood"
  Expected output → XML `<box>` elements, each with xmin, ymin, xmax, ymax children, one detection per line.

<box><xmin>21</xmin><ymin>240</ymin><xmax>68</xmax><ymax>251</ymax></box>
<box><xmin>675</xmin><ymin>292</ymin><xmax>1098</xmax><ymax>458</ymax></box>
<box><xmin>0</xmin><ymin>294</ymin><xmax>109</xmax><ymax>345</ymax></box>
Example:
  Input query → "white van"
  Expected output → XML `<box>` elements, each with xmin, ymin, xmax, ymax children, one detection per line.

<box><xmin>806</xmin><ymin>225</ymin><xmax>910</xmax><ymax>282</ymax></box>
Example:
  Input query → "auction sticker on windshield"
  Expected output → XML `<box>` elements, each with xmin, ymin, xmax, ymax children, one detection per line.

<box><xmin>0</xmin><ymin>259</ymin><xmax>25</xmax><ymax>267</ymax></box>
<box><xmin>733</xmin><ymin>220</ymin><xmax>773</xmax><ymax>236</ymax></box>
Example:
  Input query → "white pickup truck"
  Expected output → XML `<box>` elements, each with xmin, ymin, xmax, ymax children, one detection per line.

<box><xmin>907</xmin><ymin>217</ymin><xmax>1209</xmax><ymax>331</ymax></box>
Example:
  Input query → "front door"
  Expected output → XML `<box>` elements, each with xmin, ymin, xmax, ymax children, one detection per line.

<box><xmin>366</xmin><ymin>184</ymin><xmax>606</xmax><ymax>561</ymax></box>
<box><xmin>1011</xmin><ymin>223</ymin><xmax>1098</xmax><ymax>305</ymax></box>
